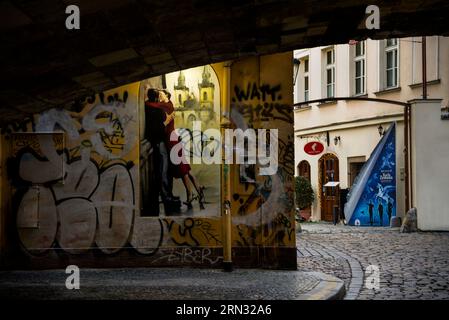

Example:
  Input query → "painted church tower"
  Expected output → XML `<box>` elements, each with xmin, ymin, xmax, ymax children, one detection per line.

<box><xmin>198</xmin><ymin>66</ymin><xmax>214</xmax><ymax>109</ymax></box>
<box><xmin>198</xmin><ymin>66</ymin><xmax>215</xmax><ymax>122</ymax></box>
<box><xmin>174</xmin><ymin>71</ymin><xmax>189</xmax><ymax>109</ymax></box>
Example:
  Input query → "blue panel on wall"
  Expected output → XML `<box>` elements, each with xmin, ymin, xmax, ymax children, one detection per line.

<box><xmin>345</xmin><ymin>123</ymin><xmax>396</xmax><ymax>226</ymax></box>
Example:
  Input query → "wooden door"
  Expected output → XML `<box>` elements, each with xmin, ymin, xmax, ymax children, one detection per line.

<box><xmin>319</xmin><ymin>154</ymin><xmax>339</xmax><ymax>222</ymax></box>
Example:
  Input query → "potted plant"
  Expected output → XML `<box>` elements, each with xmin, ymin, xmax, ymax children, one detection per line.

<box><xmin>295</xmin><ymin>176</ymin><xmax>314</xmax><ymax>225</ymax></box>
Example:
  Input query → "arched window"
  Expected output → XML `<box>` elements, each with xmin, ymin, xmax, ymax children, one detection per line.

<box><xmin>178</xmin><ymin>94</ymin><xmax>182</xmax><ymax>105</ymax></box>
<box><xmin>297</xmin><ymin>160</ymin><xmax>312</xmax><ymax>221</ymax></box>
<box><xmin>297</xmin><ymin>160</ymin><xmax>311</xmax><ymax>181</ymax></box>
<box><xmin>203</xmin><ymin>91</ymin><xmax>207</xmax><ymax>101</ymax></box>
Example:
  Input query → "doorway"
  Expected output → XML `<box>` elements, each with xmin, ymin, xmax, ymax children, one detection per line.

<box><xmin>297</xmin><ymin>160</ymin><xmax>312</xmax><ymax>220</ymax></box>
<box><xmin>348</xmin><ymin>156</ymin><xmax>366</xmax><ymax>187</ymax></box>
<box><xmin>319</xmin><ymin>153</ymin><xmax>339</xmax><ymax>222</ymax></box>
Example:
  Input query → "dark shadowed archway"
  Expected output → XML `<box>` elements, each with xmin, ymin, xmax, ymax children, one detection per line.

<box><xmin>1</xmin><ymin>0</ymin><xmax>449</xmax><ymax>125</ymax></box>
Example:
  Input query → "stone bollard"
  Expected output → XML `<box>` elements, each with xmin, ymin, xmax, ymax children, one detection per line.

<box><xmin>400</xmin><ymin>208</ymin><xmax>418</xmax><ymax>233</ymax></box>
<box><xmin>296</xmin><ymin>221</ymin><xmax>302</xmax><ymax>233</ymax></box>
<box><xmin>390</xmin><ymin>216</ymin><xmax>402</xmax><ymax>228</ymax></box>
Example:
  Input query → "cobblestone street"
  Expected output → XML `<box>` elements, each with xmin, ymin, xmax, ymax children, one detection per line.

<box><xmin>0</xmin><ymin>267</ymin><xmax>345</xmax><ymax>300</ymax></box>
<box><xmin>297</xmin><ymin>222</ymin><xmax>449</xmax><ymax>300</ymax></box>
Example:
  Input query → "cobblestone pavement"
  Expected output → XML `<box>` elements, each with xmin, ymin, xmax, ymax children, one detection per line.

<box><xmin>297</xmin><ymin>222</ymin><xmax>449</xmax><ymax>300</ymax></box>
<box><xmin>0</xmin><ymin>267</ymin><xmax>343</xmax><ymax>300</ymax></box>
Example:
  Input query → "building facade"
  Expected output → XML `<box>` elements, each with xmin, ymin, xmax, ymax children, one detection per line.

<box><xmin>294</xmin><ymin>36</ymin><xmax>449</xmax><ymax>223</ymax></box>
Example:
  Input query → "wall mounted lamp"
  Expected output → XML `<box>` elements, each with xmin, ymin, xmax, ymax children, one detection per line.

<box><xmin>378</xmin><ymin>124</ymin><xmax>385</xmax><ymax>137</ymax></box>
<box><xmin>334</xmin><ymin>136</ymin><xmax>341</xmax><ymax>145</ymax></box>
<box><xmin>293</xmin><ymin>58</ymin><xmax>301</xmax><ymax>86</ymax></box>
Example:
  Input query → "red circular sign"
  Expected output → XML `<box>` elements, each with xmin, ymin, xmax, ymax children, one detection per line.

<box><xmin>304</xmin><ymin>141</ymin><xmax>324</xmax><ymax>155</ymax></box>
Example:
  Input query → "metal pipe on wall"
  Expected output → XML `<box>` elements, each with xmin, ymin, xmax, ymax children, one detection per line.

<box><xmin>221</xmin><ymin>61</ymin><xmax>233</xmax><ymax>271</ymax></box>
<box><xmin>404</xmin><ymin>104</ymin><xmax>410</xmax><ymax>213</ymax></box>
<box><xmin>403</xmin><ymin>103</ymin><xmax>414</xmax><ymax>211</ymax></box>
<box><xmin>422</xmin><ymin>36</ymin><xmax>428</xmax><ymax>99</ymax></box>
<box><xmin>408</xmin><ymin>104</ymin><xmax>414</xmax><ymax>209</ymax></box>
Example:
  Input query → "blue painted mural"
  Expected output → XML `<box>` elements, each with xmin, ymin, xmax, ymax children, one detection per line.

<box><xmin>345</xmin><ymin>123</ymin><xmax>396</xmax><ymax>226</ymax></box>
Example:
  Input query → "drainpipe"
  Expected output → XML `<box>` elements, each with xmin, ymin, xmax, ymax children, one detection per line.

<box><xmin>411</xmin><ymin>36</ymin><xmax>424</xmax><ymax>211</ymax></box>
<box><xmin>422</xmin><ymin>36</ymin><xmax>427</xmax><ymax>99</ymax></box>
<box><xmin>408</xmin><ymin>104</ymin><xmax>414</xmax><ymax>209</ymax></box>
<box><xmin>221</xmin><ymin>61</ymin><xmax>233</xmax><ymax>272</ymax></box>
<box><xmin>404</xmin><ymin>104</ymin><xmax>410</xmax><ymax>213</ymax></box>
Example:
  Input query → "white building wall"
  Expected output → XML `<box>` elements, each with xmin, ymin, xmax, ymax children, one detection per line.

<box><xmin>411</xmin><ymin>99</ymin><xmax>449</xmax><ymax>231</ymax></box>
<box><xmin>294</xmin><ymin>36</ymin><xmax>449</xmax><ymax>222</ymax></box>
<box><xmin>295</xmin><ymin>119</ymin><xmax>404</xmax><ymax>221</ymax></box>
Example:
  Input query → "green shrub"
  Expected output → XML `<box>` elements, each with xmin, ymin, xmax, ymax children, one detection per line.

<box><xmin>295</xmin><ymin>176</ymin><xmax>314</xmax><ymax>209</ymax></box>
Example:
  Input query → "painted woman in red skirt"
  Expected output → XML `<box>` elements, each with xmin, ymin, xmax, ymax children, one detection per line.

<box><xmin>145</xmin><ymin>90</ymin><xmax>204</xmax><ymax>209</ymax></box>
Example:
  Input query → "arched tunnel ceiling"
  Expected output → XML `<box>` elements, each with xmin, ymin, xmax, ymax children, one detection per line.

<box><xmin>1</xmin><ymin>0</ymin><xmax>449</xmax><ymax>125</ymax></box>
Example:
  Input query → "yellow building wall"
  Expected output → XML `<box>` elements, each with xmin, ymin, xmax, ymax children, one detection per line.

<box><xmin>228</xmin><ymin>53</ymin><xmax>296</xmax><ymax>267</ymax></box>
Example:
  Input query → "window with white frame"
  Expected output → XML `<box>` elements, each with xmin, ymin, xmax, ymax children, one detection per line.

<box><xmin>303</xmin><ymin>58</ymin><xmax>309</xmax><ymax>101</ymax></box>
<box><xmin>354</xmin><ymin>41</ymin><xmax>366</xmax><ymax>95</ymax></box>
<box><xmin>325</xmin><ymin>49</ymin><xmax>335</xmax><ymax>98</ymax></box>
<box><xmin>385</xmin><ymin>39</ymin><xmax>399</xmax><ymax>88</ymax></box>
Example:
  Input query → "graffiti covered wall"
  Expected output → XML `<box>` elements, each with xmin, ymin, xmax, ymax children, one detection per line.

<box><xmin>6</xmin><ymin>85</ymin><xmax>139</xmax><ymax>257</ymax></box>
<box><xmin>228</xmin><ymin>53</ymin><xmax>296</xmax><ymax>268</ymax></box>
<box><xmin>2</xmin><ymin>82</ymin><xmax>225</xmax><ymax>268</ymax></box>
<box><xmin>1</xmin><ymin>54</ymin><xmax>296</xmax><ymax>269</ymax></box>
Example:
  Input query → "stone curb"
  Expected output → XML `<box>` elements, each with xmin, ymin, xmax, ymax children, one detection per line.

<box><xmin>300</xmin><ymin>272</ymin><xmax>346</xmax><ymax>300</ymax></box>
<box><xmin>306</xmin><ymin>239</ymin><xmax>364</xmax><ymax>300</ymax></box>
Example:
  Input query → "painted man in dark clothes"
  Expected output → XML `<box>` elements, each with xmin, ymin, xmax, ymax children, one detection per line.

<box><xmin>378</xmin><ymin>201</ymin><xmax>384</xmax><ymax>226</ymax></box>
<box><xmin>144</xmin><ymin>88</ymin><xmax>180</xmax><ymax>215</ymax></box>
<box><xmin>387</xmin><ymin>198</ymin><xmax>393</xmax><ymax>225</ymax></box>
<box><xmin>368</xmin><ymin>200</ymin><xmax>374</xmax><ymax>226</ymax></box>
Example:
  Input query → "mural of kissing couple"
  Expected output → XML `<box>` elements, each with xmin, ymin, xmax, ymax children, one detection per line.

<box><xmin>142</xmin><ymin>88</ymin><xmax>203</xmax><ymax>215</ymax></box>
<box><xmin>140</xmin><ymin>66</ymin><xmax>221</xmax><ymax>217</ymax></box>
